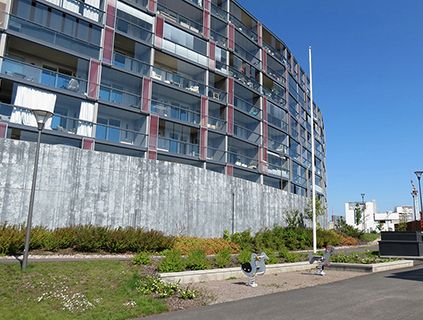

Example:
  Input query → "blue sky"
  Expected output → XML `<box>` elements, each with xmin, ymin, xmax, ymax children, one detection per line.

<box><xmin>237</xmin><ymin>0</ymin><xmax>423</xmax><ymax>216</ymax></box>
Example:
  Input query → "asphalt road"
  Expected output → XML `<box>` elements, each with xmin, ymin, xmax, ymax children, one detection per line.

<box><xmin>144</xmin><ymin>264</ymin><xmax>423</xmax><ymax>320</ymax></box>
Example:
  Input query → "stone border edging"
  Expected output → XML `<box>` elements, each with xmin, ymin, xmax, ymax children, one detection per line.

<box><xmin>159</xmin><ymin>260</ymin><xmax>414</xmax><ymax>283</ymax></box>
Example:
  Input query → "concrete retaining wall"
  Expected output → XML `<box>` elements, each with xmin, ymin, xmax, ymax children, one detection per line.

<box><xmin>0</xmin><ymin>139</ymin><xmax>307</xmax><ymax>237</ymax></box>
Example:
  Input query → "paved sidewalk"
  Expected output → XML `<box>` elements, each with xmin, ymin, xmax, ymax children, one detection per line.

<box><xmin>144</xmin><ymin>265</ymin><xmax>423</xmax><ymax>320</ymax></box>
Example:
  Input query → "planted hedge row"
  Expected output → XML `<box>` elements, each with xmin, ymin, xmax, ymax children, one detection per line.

<box><xmin>0</xmin><ymin>224</ymin><xmax>174</xmax><ymax>255</ymax></box>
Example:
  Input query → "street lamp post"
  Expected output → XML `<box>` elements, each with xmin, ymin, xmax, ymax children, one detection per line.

<box><xmin>22</xmin><ymin>109</ymin><xmax>53</xmax><ymax>270</ymax></box>
<box><xmin>361</xmin><ymin>193</ymin><xmax>365</xmax><ymax>231</ymax></box>
<box><xmin>415</xmin><ymin>171</ymin><xmax>423</xmax><ymax>226</ymax></box>
<box><xmin>411</xmin><ymin>180</ymin><xmax>418</xmax><ymax>221</ymax></box>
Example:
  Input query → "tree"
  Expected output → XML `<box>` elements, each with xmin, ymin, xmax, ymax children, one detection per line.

<box><xmin>354</xmin><ymin>203</ymin><xmax>362</xmax><ymax>226</ymax></box>
<box><xmin>285</xmin><ymin>209</ymin><xmax>305</xmax><ymax>228</ymax></box>
<box><xmin>304</xmin><ymin>197</ymin><xmax>326</xmax><ymax>222</ymax></box>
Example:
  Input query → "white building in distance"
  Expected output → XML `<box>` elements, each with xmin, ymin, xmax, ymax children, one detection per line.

<box><xmin>345</xmin><ymin>201</ymin><xmax>413</xmax><ymax>232</ymax></box>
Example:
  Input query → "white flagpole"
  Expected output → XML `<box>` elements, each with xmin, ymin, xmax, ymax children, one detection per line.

<box><xmin>309</xmin><ymin>46</ymin><xmax>317</xmax><ymax>253</ymax></box>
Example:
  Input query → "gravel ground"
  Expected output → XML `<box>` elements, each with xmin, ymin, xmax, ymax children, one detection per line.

<box><xmin>191</xmin><ymin>268</ymin><xmax>366</xmax><ymax>305</ymax></box>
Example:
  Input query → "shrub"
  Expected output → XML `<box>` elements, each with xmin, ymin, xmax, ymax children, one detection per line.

<box><xmin>73</xmin><ymin>225</ymin><xmax>109</xmax><ymax>252</ymax></box>
<box><xmin>237</xmin><ymin>249</ymin><xmax>252</xmax><ymax>264</ymax></box>
<box><xmin>279</xmin><ymin>248</ymin><xmax>307</xmax><ymax>263</ymax></box>
<box><xmin>214</xmin><ymin>248</ymin><xmax>232</xmax><ymax>268</ymax></box>
<box><xmin>157</xmin><ymin>250</ymin><xmax>185</xmax><ymax>273</ymax></box>
<box><xmin>340</xmin><ymin>235</ymin><xmax>359</xmax><ymax>246</ymax></box>
<box><xmin>30</xmin><ymin>226</ymin><xmax>49</xmax><ymax>250</ymax></box>
<box><xmin>264</xmin><ymin>249</ymin><xmax>279</xmax><ymax>265</ymax></box>
<box><xmin>231</xmin><ymin>230</ymin><xmax>254</xmax><ymax>251</ymax></box>
<box><xmin>133</xmin><ymin>252</ymin><xmax>151</xmax><ymax>265</ymax></box>
<box><xmin>173</xmin><ymin>236</ymin><xmax>239</xmax><ymax>255</ymax></box>
<box><xmin>134</xmin><ymin>275</ymin><xmax>179</xmax><ymax>298</ymax></box>
<box><xmin>185</xmin><ymin>250</ymin><xmax>210</xmax><ymax>270</ymax></box>
<box><xmin>359</xmin><ymin>232</ymin><xmax>379</xmax><ymax>243</ymax></box>
<box><xmin>178</xmin><ymin>287</ymin><xmax>199</xmax><ymax>300</ymax></box>
<box><xmin>0</xmin><ymin>224</ymin><xmax>24</xmax><ymax>255</ymax></box>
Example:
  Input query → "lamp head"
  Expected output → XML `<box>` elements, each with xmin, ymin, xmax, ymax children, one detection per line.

<box><xmin>415</xmin><ymin>171</ymin><xmax>423</xmax><ymax>180</ymax></box>
<box><xmin>31</xmin><ymin>109</ymin><xmax>53</xmax><ymax>131</ymax></box>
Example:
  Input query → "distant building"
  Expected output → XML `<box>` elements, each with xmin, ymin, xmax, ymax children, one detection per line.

<box><xmin>344</xmin><ymin>201</ymin><xmax>412</xmax><ymax>232</ymax></box>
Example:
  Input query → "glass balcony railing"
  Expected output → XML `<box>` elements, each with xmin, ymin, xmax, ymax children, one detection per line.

<box><xmin>293</xmin><ymin>174</ymin><xmax>307</xmax><ymax>186</ymax></box>
<box><xmin>266</xmin><ymin>65</ymin><xmax>286</xmax><ymax>85</ymax></box>
<box><xmin>267</xmin><ymin>162</ymin><xmax>289</xmax><ymax>179</ymax></box>
<box><xmin>96</xmin><ymin>121</ymin><xmax>147</xmax><ymax>148</ymax></box>
<box><xmin>229</xmin><ymin>66</ymin><xmax>261</xmax><ymax>92</ymax></box>
<box><xmin>122</xmin><ymin>0</ymin><xmax>148</xmax><ymax>11</ymax></box>
<box><xmin>112</xmin><ymin>52</ymin><xmax>151</xmax><ymax>77</ymax></box>
<box><xmin>234</xmin><ymin>96</ymin><xmax>261</xmax><ymax>118</ymax></box>
<box><xmin>233</xmin><ymin>123</ymin><xmax>260</xmax><ymax>144</ymax></box>
<box><xmin>210</xmin><ymin>3</ymin><xmax>228</xmax><ymax>20</ymax></box>
<box><xmin>207</xmin><ymin>146</ymin><xmax>226</xmax><ymax>163</ymax></box>
<box><xmin>99</xmin><ymin>84</ymin><xmax>140</xmax><ymax>109</ymax></box>
<box><xmin>185</xmin><ymin>0</ymin><xmax>203</xmax><ymax>8</ymax></box>
<box><xmin>210</xmin><ymin>29</ymin><xmax>227</xmax><ymax>48</ymax></box>
<box><xmin>151</xmin><ymin>66</ymin><xmax>206</xmax><ymax>95</ymax></box>
<box><xmin>157</xmin><ymin>3</ymin><xmax>202</xmax><ymax>34</ymax></box>
<box><xmin>208</xmin><ymin>86</ymin><xmax>227</xmax><ymax>103</ymax></box>
<box><xmin>115</xmin><ymin>15</ymin><xmax>153</xmax><ymax>44</ymax></box>
<box><xmin>262</xmin><ymin>86</ymin><xmax>286</xmax><ymax>106</ymax></box>
<box><xmin>207</xmin><ymin>115</ymin><xmax>226</xmax><ymax>132</ymax></box>
<box><xmin>268</xmin><ymin>138</ymin><xmax>288</xmax><ymax>154</ymax></box>
<box><xmin>263</xmin><ymin>41</ymin><xmax>286</xmax><ymax>66</ymax></box>
<box><xmin>151</xmin><ymin>99</ymin><xmax>200</xmax><ymax>125</ymax></box>
<box><xmin>267</xmin><ymin>114</ymin><xmax>288</xmax><ymax>132</ymax></box>
<box><xmin>290</xmin><ymin>150</ymin><xmax>301</xmax><ymax>161</ymax></box>
<box><xmin>234</xmin><ymin>44</ymin><xmax>261</xmax><ymax>68</ymax></box>
<box><xmin>1</xmin><ymin>57</ymin><xmax>87</xmax><ymax>94</ymax></box>
<box><xmin>228</xmin><ymin>152</ymin><xmax>258</xmax><ymax>170</ymax></box>
<box><xmin>8</xmin><ymin>15</ymin><xmax>100</xmax><ymax>58</ymax></box>
<box><xmin>302</xmin><ymin>158</ymin><xmax>312</xmax><ymax>169</ymax></box>
<box><xmin>157</xmin><ymin>136</ymin><xmax>199</xmax><ymax>157</ymax></box>
<box><xmin>229</xmin><ymin>15</ymin><xmax>257</xmax><ymax>42</ymax></box>
<box><xmin>315</xmin><ymin>149</ymin><xmax>324</xmax><ymax>160</ymax></box>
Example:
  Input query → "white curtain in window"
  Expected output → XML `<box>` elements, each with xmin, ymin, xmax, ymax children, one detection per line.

<box><xmin>63</xmin><ymin>0</ymin><xmax>80</xmax><ymax>14</ymax></box>
<box><xmin>83</xmin><ymin>0</ymin><xmax>100</xmax><ymax>21</ymax></box>
<box><xmin>11</xmin><ymin>85</ymin><xmax>56</xmax><ymax>128</ymax></box>
<box><xmin>77</xmin><ymin>101</ymin><xmax>95</xmax><ymax>137</ymax></box>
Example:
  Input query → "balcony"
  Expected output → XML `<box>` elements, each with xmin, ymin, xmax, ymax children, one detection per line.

<box><xmin>262</xmin><ymin>86</ymin><xmax>286</xmax><ymax>107</ymax></box>
<box><xmin>208</xmin><ymin>86</ymin><xmax>227</xmax><ymax>104</ymax></box>
<box><xmin>112</xmin><ymin>52</ymin><xmax>151</xmax><ymax>77</ymax></box>
<box><xmin>233</xmin><ymin>122</ymin><xmax>260</xmax><ymax>144</ymax></box>
<box><xmin>8</xmin><ymin>14</ymin><xmax>100</xmax><ymax>59</ymax></box>
<box><xmin>233</xmin><ymin>96</ymin><xmax>260</xmax><ymax>118</ymax></box>
<box><xmin>44</xmin><ymin>0</ymin><xmax>104</xmax><ymax>23</ymax></box>
<box><xmin>263</xmin><ymin>41</ymin><xmax>286</xmax><ymax>66</ymax></box>
<box><xmin>267</xmin><ymin>114</ymin><xmax>288</xmax><ymax>132</ymax></box>
<box><xmin>268</xmin><ymin>138</ymin><xmax>288</xmax><ymax>155</ymax></box>
<box><xmin>210</xmin><ymin>29</ymin><xmax>227</xmax><ymax>48</ymax></box>
<box><xmin>157</xmin><ymin>3</ymin><xmax>202</xmax><ymax>34</ymax></box>
<box><xmin>228</xmin><ymin>152</ymin><xmax>258</xmax><ymax>170</ymax></box>
<box><xmin>293</xmin><ymin>174</ymin><xmax>307</xmax><ymax>187</ymax></box>
<box><xmin>122</xmin><ymin>0</ymin><xmax>149</xmax><ymax>11</ymax></box>
<box><xmin>99</xmin><ymin>84</ymin><xmax>140</xmax><ymax>109</ymax></box>
<box><xmin>229</xmin><ymin>66</ymin><xmax>260</xmax><ymax>93</ymax></box>
<box><xmin>95</xmin><ymin>120</ymin><xmax>147</xmax><ymax>148</ymax></box>
<box><xmin>229</xmin><ymin>15</ymin><xmax>257</xmax><ymax>42</ymax></box>
<box><xmin>207</xmin><ymin>146</ymin><xmax>226</xmax><ymax>163</ymax></box>
<box><xmin>234</xmin><ymin>44</ymin><xmax>260</xmax><ymax>69</ymax></box>
<box><xmin>151</xmin><ymin>99</ymin><xmax>200</xmax><ymax>125</ymax></box>
<box><xmin>211</xmin><ymin>2</ymin><xmax>228</xmax><ymax>20</ymax></box>
<box><xmin>267</xmin><ymin>162</ymin><xmax>289</xmax><ymax>179</ymax></box>
<box><xmin>157</xmin><ymin>136</ymin><xmax>199</xmax><ymax>157</ymax></box>
<box><xmin>115</xmin><ymin>11</ymin><xmax>153</xmax><ymax>44</ymax></box>
<box><xmin>207</xmin><ymin>115</ymin><xmax>226</xmax><ymax>132</ymax></box>
<box><xmin>185</xmin><ymin>0</ymin><xmax>203</xmax><ymax>8</ymax></box>
<box><xmin>1</xmin><ymin>57</ymin><xmax>87</xmax><ymax>94</ymax></box>
<box><xmin>151</xmin><ymin>66</ymin><xmax>206</xmax><ymax>95</ymax></box>
<box><xmin>266</xmin><ymin>64</ymin><xmax>285</xmax><ymax>85</ymax></box>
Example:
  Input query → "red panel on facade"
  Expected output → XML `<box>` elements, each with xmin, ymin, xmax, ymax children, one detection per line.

<box><xmin>263</xmin><ymin>146</ymin><xmax>268</xmax><ymax>162</ymax></box>
<box><xmin>82</xmin><ymin>138</ymin><xmax>95</xmax><ymax>150</ymax></box>
<box><xmin>262</xmin><ymin>50</ymin><xmax>267</xmax><ymax>74</ymax></box>
<box><xmin>204</xmin><ymin>0</ymin><xmax>211</xmax><ymax>11</ymax></box>
<box><xmin>142</xmin><ymin>77</ymin><xmax>152</xmax><ymax>112</ymax></box>
<box><xmin>148</xmin><ymin>0</ymin><xmax>157</xmax><ymax>12</ymax></box>
<box><xmin>263</xmin><ymin>121</ymin><xmax>268</xmax><ymax>149</ymax></box>
<box><xmin>102</xmin><ymin>26</ymin><xmax>114</xmax><ymax>65</ymax></box>
<box><xmin>149</xmin><ymin>115</ymin><xmax>159</xmax><ymax>150</ymax></box>
<box><xmin>209</xmin><ymin>41</ymin><xmax>216</xmax><ymax>70</ymax></box>
<box><xmin>200</xmin><ymin>127</ymin><xmax>207</xmax><ymax>160</ymax></box>
<box><xmin>203</xmin><ymin>10</ymin><xmax>210</xmax><ymax>39</ymax></box>
<box><xmin>227</xmin><ymin>104</ymin><xmax>234</xmax><ymax>135</ymax></box>
<box><xmin>201</xmin><ymin>96</ymin><xmax>208</xmax><ymax>127</ymax></box>
<box><xmin>155</xmin><ymin>16</ymin><xmax>164</xmax><ymax>49</ymax></box>
<box><xmin>0</xmin><ymin>122</ymin><xmax>7</xmax><ymax>138</ymax></box>
<box><xmin>262</xmin><ymin>96</ymin><xmax>267</xmax><ymax>122</ymax></box>
<box><xmin>228</xmin><ymin>77</ymin><xmax>234</xmax><ymax>105</ymax></box>
<box><xmin>106</xmin><ymin>3</ymin><xmax>116</xmax><ymax>28</ymax></box>
<box><xmin>148</xmin><ymin>150</ymin><xmax>157</xmax><ymax>160</ymax></box>
<box><xmin>88</xmin><ymin>59</ymin><xmax>100</xmax><ymax>99</ymax></box>
<box><xmin>226</xmin><ymin>164</ymin><xmax>234</xmax><ymax>176</ymax></box>
<box><xmin>228</xmin><ymin>23</ymin><xmax>235</xmax><ymax>51</ymax></box>
<box><xmin>257</xmin><ymin>22</ymin><xmax>262</xmax><ymax>47</ymax></box>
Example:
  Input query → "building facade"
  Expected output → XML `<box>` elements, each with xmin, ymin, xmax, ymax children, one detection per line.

<box><xmin>0</xmin><ymin>0</ymin><xmax>326</xmax><ymax>208</ymax></box>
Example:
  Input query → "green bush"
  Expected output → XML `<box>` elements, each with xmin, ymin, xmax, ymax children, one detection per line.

<box><xmin>359</xmin><ymin>232</ymin><xmax>379</xmax><ymax>243</ymax></box>
<box><xmin>133</xmin><ymin>274</ymin><xmax>179</xmax><ymax>298</ymax></box>
<box><xmin>158</xmin><ymin>250</ymin><xmax>185</xmax><ymax>272</ymax></box>
<box><xmin>264</xmin><ymin>249</ymin><xmax>279</xmax><ymax>264</ymax></box>
<box><xmin>178</xmin><ymin>287</ymin><xmax>199</xmax><ymax>300</ymax></box>
<box><xmin>0</xmin><ymin>224</ymin><xmax>24</xmax><ymax>255</ymax></box>
<box><xmin>133</xmin><ymin>252</ymin><xmax>152</xmax><ymax>265</ymax></box>
<box><xmin>279</xmin><ymin>248</ymin><xmax>307</xmax><ymax>263</ymax></box>
<box><xmin>185</xmin><ymin>250</ymin><xmax>210</xmax><ymax>270</ymax></box>
<box><xmin>231</xmin><ymin>230</ymin><xmax>254</xmax><ymax>250</ymax></box>
<box><xmin>237</xmin><ymin>249</ymin><xmax>252</xmax><ymax>264</ymax></box>
<box><xmin>215</xmin><ymin>248</ymin><xmax>232</xmax><ymax>268</ymax></box>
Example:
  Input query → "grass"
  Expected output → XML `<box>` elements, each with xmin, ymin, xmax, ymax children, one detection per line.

<box><xmin>0</xmin><ymin>260</ymin><xmax>167</xmax><ymax>320</ymax></box>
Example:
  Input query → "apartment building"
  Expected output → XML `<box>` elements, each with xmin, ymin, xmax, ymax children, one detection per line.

<box><xmin>0</xmin><ymin>0</ymin><xmax>326</xmax><ymax>199</ymax></box>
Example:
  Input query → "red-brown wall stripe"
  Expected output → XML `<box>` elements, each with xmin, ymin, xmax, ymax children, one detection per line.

<box><xmin>262</xmin><ymin>50</ymin><xmax>267</xmax><ymax>74</ymax></box>
<box><xmin>87</xmin><ymin>59</ymin><xmax>101</xmax><ymax>99</ymax></box>
<box><xmin>0</xmin><ymin>122</ymin><xmax>7</xmax><ymax>138</ymax></box>
<box><xmin>228</xmin><ymin>23</ymin><xmax>235</xmax><ymax>51</ymax></box>
<box><xmin>148</xmin><ymin>0</ymin><xmax>157</xmax><ymax>12</ymax></box>
<box><xmin>102</xmin><ymin>26</ymin><xmax>114</xmax><ymax>65</ymax></box>
<box><xmin>155</xmin><ymin>15</ymin><xmax>164</xmax><ymax>49</ymax></box>
<box><xmin>106</xmin><ymin>2</ymin><xmax>116</xmax><ymax>28</ymax></box>
<box><xmin>227</xmin><ymin>104</ymin><xmax>234</xmax><ymax>135</ymax></box>
<box><xmin>226</xmin><ymin>164</ymin><xmax>234</xmax><ymax>176</ymax></box>
<box><xmin>201</xmin><ymin>96</ymin><xmax>208</xmax><ymax>127</ymax></box>
<box><xmin>200</xmin><ymin>127</ymin><xmax>207</xmax><ymax>160</ymax></box>
<box><xmin>82</xmin><ymin>137</ymin><xmax>95</xmax><ymax>150</ymax></box>
<box><xmin>257</xmin><ymin>22</ymin><xmax>262</xmax><ymax>47</ymax></box>
<box><xmin>209</xmin><ymin>41</ymin><xmax>216</xmax><ymax>70</ymax></box>
<box><xmin>203</xmin><ymin>9</ymin><xmax>210</xmax><ymax>39</ymax></box>
<box><xmin>148</xmin><ymin>115</ymin><xmax>159</xmax><ymax>150</ymax></box>
<box><xmin>228</xmin><ymin>77</ymin><xmax>234</xmax><ymax>105</ymax></box>
<box><xmin>142</xmin><ymin>77</ymin><xmax>152</xmax><ymax>112</ymax></box>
